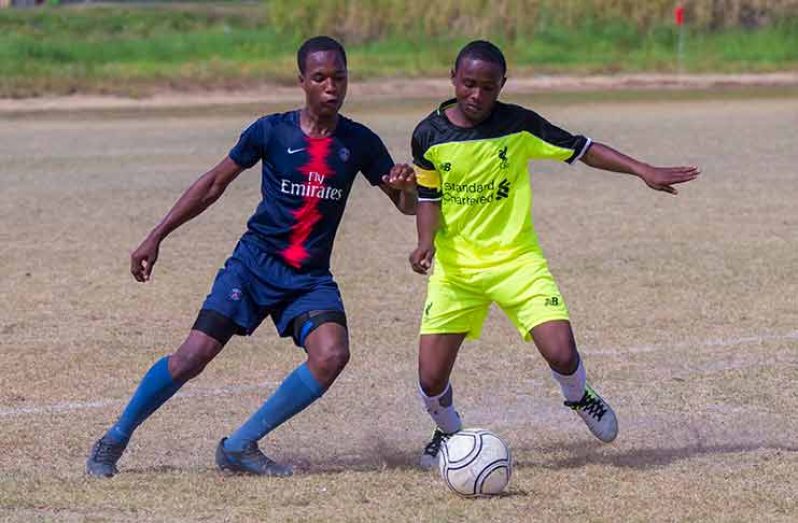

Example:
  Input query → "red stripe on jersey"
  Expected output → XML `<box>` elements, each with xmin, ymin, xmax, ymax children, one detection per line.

<box><xmin>282</xmin><ymin>137</ymin><xmax>334</xmax><ymax>268</ymax></box>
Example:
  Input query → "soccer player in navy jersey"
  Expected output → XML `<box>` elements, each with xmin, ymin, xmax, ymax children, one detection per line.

<box><xmin>86</xmin><ymin>36</ymin><xmax>417</xmax><ymax>478</ymax></box>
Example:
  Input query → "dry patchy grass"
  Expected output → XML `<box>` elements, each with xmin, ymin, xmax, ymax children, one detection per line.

<box><xmin>1</xmin><ymin>94</ymin><xmax>797</xmax><ymax>521</ymax></box>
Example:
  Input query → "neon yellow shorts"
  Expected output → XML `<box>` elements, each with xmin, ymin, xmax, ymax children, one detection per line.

<box><xmin>419</xmin><ymin>253</ymin><xmax>569</xmax><ymax>341</ymax></box>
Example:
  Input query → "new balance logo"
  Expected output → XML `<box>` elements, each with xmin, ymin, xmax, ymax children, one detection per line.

<box><xmin>545</xmin><ymin>296</ymin><xmax>560</xmax><ymax>307</ymax></box>
<box><xmin>425</xmin><ymin>302</ymin><xmax>433</xmax><ymax>316</ymax></box>
<box><xmin>496</xmin><ymin>178</ymin><xmax>511</xmax><ymax>200</ymax></box>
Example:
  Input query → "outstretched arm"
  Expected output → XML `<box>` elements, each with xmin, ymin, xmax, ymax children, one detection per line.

<box><xmin>130</xmin><ymin>156</ymin><xmax>245</xmax><ymax>282</ymax></box>
<box><xmin>409</xmin><ymin>200</ymin><xmax>440</xmax><ymax>274</ymax></box>
<box><xmin>581</xmin><ymin>142</ymin><xmax>700</xmax><ymax>195</ymax></box>
<box><xmin>380</xmin><ymin>163</ymin><xmax>418</xmax><ymax>215</ymax></box>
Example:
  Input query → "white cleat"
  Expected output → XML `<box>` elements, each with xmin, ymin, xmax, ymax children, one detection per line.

<box><xmin>565</xmin><ymin>384</ymin><xmax>618</xmax><ymax>443</ymax></box>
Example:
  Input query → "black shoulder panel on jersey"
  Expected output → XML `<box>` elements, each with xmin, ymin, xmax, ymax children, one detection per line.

<box><xmin>520</xmin><ymin>108</ymin><xmax>590</xmax><ymax>162</ymax></box>
<box><xmin>411</xmin><ymin>115</ymin><xmax>440</xmax><ymax>171</ymax></box>
<box><xmin>413</xmin><ymin>99</ymin><xmax>589</xmax><ymax>165</ymax></box>
<box><xmin>415</xmin><ymin>100</ymin><xmax>532</xmax><ymax>150</ymax></box>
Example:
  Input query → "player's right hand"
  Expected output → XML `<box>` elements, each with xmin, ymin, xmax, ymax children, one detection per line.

<box><xmin>382</xmin><ymin>163</ymin><xmax>417</xmax><ymax>193</ymax></box>
<box><xmin>410</xmin><ymin>244</ymin><xmax>435</xmax><ymax>275</ymax></box>
<box><xmin>640</xmin><ymin>165</ymin><xmax>701</xmax><ymax>195</ymax></box>
<box><xmin>130</xmin><ymin>237</ymin><xmax>160</xmax><ymax>282</ymax></box>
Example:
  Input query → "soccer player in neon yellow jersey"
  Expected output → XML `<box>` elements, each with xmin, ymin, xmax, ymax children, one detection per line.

<box><xmin>411</xmin><ymin>41</ymin><xmax>700</xmax><ymax>468</ymax></box>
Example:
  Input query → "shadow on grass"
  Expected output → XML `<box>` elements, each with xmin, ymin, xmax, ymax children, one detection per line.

<box><xmin>293</xmin><ymin>440</ymin><xmax>798</xmax><ymax>474</ymax></box>
<box><xmin>289</xmin><ymin>440</ymin><xmax>421</xmax><ymax>474</ymax></box>
<box><xmin>120</xmin><ymin>440</ymin><xmax>798</xmax><ymax>477</ymax></box>
<box><xmin>514</xmin><ymin>441</ymin><xmax>798</xmax><ymax>471</ymax></box>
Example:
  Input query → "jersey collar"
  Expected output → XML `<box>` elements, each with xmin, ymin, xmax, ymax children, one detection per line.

<box><xmin>436</xmin><ymin>98</ymin><xmax>501</xmax><ymax>130</ymax></box>
<box><xmin>436</xmin><ymin>98</ymin><xmax>458</xmax><ymax>116</ymax></box>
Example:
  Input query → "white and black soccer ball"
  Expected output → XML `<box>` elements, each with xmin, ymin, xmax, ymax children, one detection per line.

<box><xmin>439</xmin><ymin>428</ymin><xmax>512</xmax><ymax>497</ymax></box>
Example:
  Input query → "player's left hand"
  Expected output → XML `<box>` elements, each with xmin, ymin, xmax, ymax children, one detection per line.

<box><xmin>640</xmin><ymin>165</ymin><xmax>700</xmax><ymax>195</ymax></box>
<box><xmin>409</xmin><ymin>243</ymin><xmax>435</xmax><ymax>274</ymax></box>
<box><xmin>382</xmin><ymin>163</ymin><xmax>416</xmax><ymax>193</ymax></box>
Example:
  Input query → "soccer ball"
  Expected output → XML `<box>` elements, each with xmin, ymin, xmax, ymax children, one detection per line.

<box><xmin>439</xmin><ymin>428</ymin><xmax>512</xmax><ymax>497</ymax></box>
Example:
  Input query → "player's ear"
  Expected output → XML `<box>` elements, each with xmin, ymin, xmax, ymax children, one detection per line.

<box><xmin>500</xmin><ymin>76</ymin><xmax>507</xmax><ymax>88</ymax></box>
<box><xmin>297</xmin><ymin>73</ymin><xmax>305</xmax><ymax>86</ymax></box>
<box><xmin>450</xmin><ymin>68</ymin><xmax>456</xmax><ymax>85</ymax></box>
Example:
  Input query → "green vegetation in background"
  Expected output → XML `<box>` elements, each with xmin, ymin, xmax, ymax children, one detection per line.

<box><xmin>0</xmin><ymin>3</ymin><xmax>796</xmax><ymax>97</ymax></box>
<box><xmin>267</xmin><ymin>0</ymin><xmax>798</xmax><ymax>39</ymax></box>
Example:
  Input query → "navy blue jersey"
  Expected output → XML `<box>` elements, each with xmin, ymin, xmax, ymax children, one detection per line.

<box><xmin>229</xmin><ymin>110</ymin><xmax>393</xmax><ymax>272</ymax></box>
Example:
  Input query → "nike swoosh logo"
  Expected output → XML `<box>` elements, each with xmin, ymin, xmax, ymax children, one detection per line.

<box><xmin>287</xmin><ymin>147</ymin><xmax>306</xmax><ymax>154</ymax></box>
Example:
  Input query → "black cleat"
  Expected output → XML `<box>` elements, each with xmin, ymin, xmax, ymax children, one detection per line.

<box><xmin>419</xmin><ymin>427</ymin><xmax>453</xmax><ymax>470</ymax></box>
<box><xmin>86</xmin><ymin>436</ymin><xmax>127</xmax><ymax>478</ymax></box>
<box><xmin>215</xmin><ymin>438</ymin><xmax>293</xmax><ymax>477</ymax></box>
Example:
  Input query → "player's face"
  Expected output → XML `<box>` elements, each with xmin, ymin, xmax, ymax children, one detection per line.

<box><xmin>451</xmin><ymin>58</ymin><xmax>506</xmax><ymax>124</ymax></box>
<box><xmin>299</xmin><ymin>50</ymin><xmax>348</xmax><ymax>117</ymax></box>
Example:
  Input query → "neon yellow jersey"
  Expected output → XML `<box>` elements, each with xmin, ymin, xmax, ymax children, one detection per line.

<box><xmin>413</xmin><ymin>99</ymin><xmax>592</xmax><ymax>269</ymax></box>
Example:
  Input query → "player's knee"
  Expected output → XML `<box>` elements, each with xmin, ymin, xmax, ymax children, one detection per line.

<box><xmin>169</xmin><ymin>341</ymin><xmax>218</xmax><ymax>381</ymax></box>
<box><xmin>419</xmin><ymin>372</ymin><xmax>448</xmax><ymax>397</ymax></box>
<box><xmin>547</xmin><ymin>347</ymin><xmax>579</xmax><ymax>375</ymax></box>
<box><xmin>324</xmin><ymin>344</ymin><xmax>350</xmax><ymax>373</ymax></box>
<box><xmin>169</xmin><ymin>352</ymin><xmax>205</xmax><ymax>381</ymax></box>
<box><xmin>310</xmin><ymin>342</ymin><xmax>350</xmax><ymax>376</ymax></box>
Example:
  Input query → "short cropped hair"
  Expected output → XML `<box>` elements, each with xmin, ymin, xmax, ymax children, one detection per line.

<box><xmin>454</xmin><ymin>40</ymin><xmax>507</xmax><ymax>75</ymax></box>
<box><xmin>297</xmin><ymin>36</ymin><xmax>347</xmax><ymax>74</ymax></box>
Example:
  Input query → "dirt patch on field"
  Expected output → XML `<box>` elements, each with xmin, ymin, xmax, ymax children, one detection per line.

<box><xmin>2</xmin><ymin>72</ymin><xmax>798</xmax><ymax>115</ymax></box>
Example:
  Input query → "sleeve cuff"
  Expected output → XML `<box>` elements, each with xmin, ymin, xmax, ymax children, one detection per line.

<box><xmin>565</xmin><ymin>137</ymin><xmax>592</xmax><ymax>164</ymax></box>
<box><xmin>418</xmin><ymin>185</ymin><xmax>442</xmax><ymax>202</ymax></box>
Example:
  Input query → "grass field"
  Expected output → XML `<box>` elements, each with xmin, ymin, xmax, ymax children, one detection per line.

<box><xmin>1</xmin><ymin>91</ymin><xmax>797</xmax><ymax>521</ymax></box>
<box><xmin>2</xmin><ymin>3</ymin><xmax>797</xmax><ymax>96</ymax></box>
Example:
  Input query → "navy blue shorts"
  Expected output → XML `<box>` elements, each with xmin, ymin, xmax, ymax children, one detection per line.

<box><xmin>200</xmin><ymin>238</ymin><xmax>345</xmax><ymax>341</ymax></box>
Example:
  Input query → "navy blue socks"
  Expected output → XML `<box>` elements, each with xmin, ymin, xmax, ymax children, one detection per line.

<box><xmin>224</xmin><ymin>362</ymin><xmax>325</xmax><ymax>452</ymax></box>
<box><xmin>105</xmin><ymin>357</ymin><xmax>185</xmax><ymax>444</ymax></box>
<box><xmin>104</xmin><ymin>358</ymin><xmax>326</xmax><ymax>451</ymax></box>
